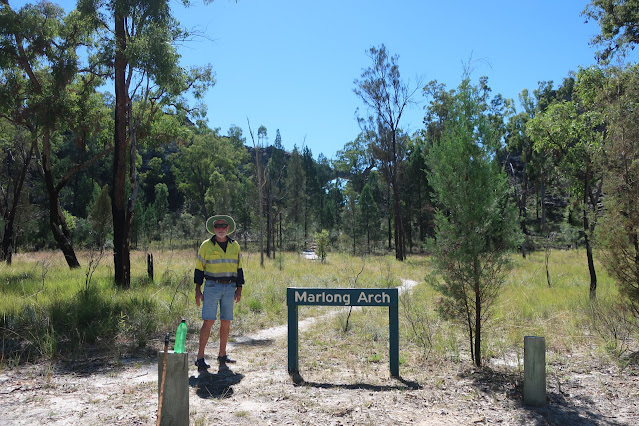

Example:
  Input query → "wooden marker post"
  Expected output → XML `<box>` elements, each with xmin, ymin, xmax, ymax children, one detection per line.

<box><xmin>523</xmin><ymin>336</ymin><xmax>546</xmax><ymax>406</ymax></box>
<box><xmin>157</xmin><ymin>333</ymin><xmax>169</xmax><ymax>426</ymax></box>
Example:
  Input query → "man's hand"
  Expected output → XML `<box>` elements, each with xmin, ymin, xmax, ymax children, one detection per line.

<box><xmin>234</xmin><ymin>286</ymin><xmax>242</xmax><ymax>303</ymax></box>
<box><xmin>195</xmin><ymin>287</ymin><xmax>203</xmax><ymax>307</ymax></box>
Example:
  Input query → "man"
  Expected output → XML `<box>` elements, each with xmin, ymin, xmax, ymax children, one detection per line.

<box><xmin>194</xmin><ymin>214</ymin><xmax>244</xmax><ymax>371</ymax></box>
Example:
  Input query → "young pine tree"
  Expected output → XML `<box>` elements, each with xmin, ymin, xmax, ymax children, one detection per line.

<box><xmin>425</xmin><ymin>76</ymin><xmax>521</xmax><ymax>367</ymax></box>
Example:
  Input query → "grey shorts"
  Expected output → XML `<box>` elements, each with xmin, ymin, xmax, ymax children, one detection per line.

<box><xmin>202</xmin><ymin>281</ymin><xmax>236</xmax><ymax>321</ymax></box>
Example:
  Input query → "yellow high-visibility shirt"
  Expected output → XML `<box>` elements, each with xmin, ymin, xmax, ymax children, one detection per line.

<box><xmin>194</xmin><ymin>237</ymin><xmax>244</xmax><ymax>285</ymax></box>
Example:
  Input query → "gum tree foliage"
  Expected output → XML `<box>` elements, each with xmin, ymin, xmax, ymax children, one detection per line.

<box><xmin>503</xmin><ymin>80</ymin><xmax>576</xmax><ymax>254</ymax></box>
<box><xmin>583</xmin><ymin>0</ymin><xmax>639</xmax><ymax>63</ymax></box>
<box><xmin>0</xmin><ymin>0</ymin><xmax>112</xmax><ymax>268</ymax></box>
<box><xmin>425</xmin><ymin>75</ymin><xmax>520</xmax><ymax>367</ymax></box>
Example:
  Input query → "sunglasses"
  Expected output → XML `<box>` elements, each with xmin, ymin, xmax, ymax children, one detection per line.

<box><xmin>213</xmin><ymin>223</ymin><xmax>229</xmax><ymax>229</ymax></box>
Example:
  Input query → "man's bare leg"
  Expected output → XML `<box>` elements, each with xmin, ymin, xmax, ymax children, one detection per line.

<box><xmin>198</xmin><ymin>319</ymin><xmax>215</xmax><ymax>359</ymax></box>
<box><xmin>219</xmin><ymin>319</ymin><xmax>231</xmax><ymax>356</ymax></box>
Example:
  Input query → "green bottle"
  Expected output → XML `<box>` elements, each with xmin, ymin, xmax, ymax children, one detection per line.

<box><xmin>174</xmin><ymin>318</ymin><xmax>187</xmax><ymax>353</ymax></box>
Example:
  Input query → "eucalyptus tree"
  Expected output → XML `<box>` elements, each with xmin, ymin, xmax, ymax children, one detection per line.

<box><xmin>526</xmin><ymin>74</ymin><xmax>605</xmax><ymax>300</ymax></box>
<box><xmin>580</xmin><ymin>65</ymin><xmax>639</xmax><ymax>311</ymax></box>
<box><xmin>315</xmin><ymin>153</ymin><xmax>337</xmax><ymax>231</ymax></box>
<box><xmin>425</xmin><ymin>75</ymin><xmax>520</xmax><ymax>367</ymax></box>
<box><xmin>266</xmin><ymin>129</ymin><xmax>287</xmax><ymax>257</ymax></box>
<box><xmin>301</xmin><ymin>146</ymin><xmax>320</xmax><ymax>240</ymax></box>
<box><xmin>358</xmin><ymin>182</ymin><xmax>380</xmax><ymax>253</ymax></box>
<box><xmin>225</xmin><ymin>126</ymin><xmax>254</xmax><ymax>246</ymax></box>
<box><xmin>77</xmin><ymin>0</ymin><xmax>214</xmax><ymax>287</ymax></box>
<box><xmin>402</xmin><ymin>132</ymin><xmax>434</xmax><ymax>250</ymax></box>
<box><xmin>284</xmin><ymin>146</ymin><xmax>306</xmax><ymax>249</ymax></box>
<box><xmin>504</xmin><ymin>84</ymin><xmax>556</xmax><ymax>255</ymax></box>
<box><xmin>354</xmin><ymin>44</ymin><xmax>420</xmax><ymax>261</ymax></box>
<box><xmin>335</xmin><ymin>134</ymin><xmax>389</xmax><ymax>247</ymax></box>
<box><xmin>248</xmin><ymin>123</ymin><xmax>267</xmax><ymax>267</ymax></box>
<box><xmin>0</xmin><ymin>1</ymin><xmax>113</xmax><ymax>268</ymax></box>
<box><xmin>333</xmin><ymin>131</ymin><xmax>376</xmax><ymax>193</ymax></box>
<box><xmin>171</xmin><ymin>125</ymin><xmax>246</xmax><ymax>218</ymax></box>
<box><xmin>342</xmin><ymin>181</ymin><xmax>359</xmax><ymax>255</ymax></box>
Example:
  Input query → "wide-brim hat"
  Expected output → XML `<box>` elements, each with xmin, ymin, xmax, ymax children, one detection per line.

<box><xmin>206</xmin><ymin>215</ymin><xmax>236</xmax><ymax>234</ymax></box>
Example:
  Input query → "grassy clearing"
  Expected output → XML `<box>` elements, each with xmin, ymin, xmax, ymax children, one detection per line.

<box><xmin>0</xmin><ymin>249</ymin><xmax>422</xmax><ymax>365</ymax></box>
<box><xmin>0</xmin><ymin>248</ymin><xmax>635</xmax><ymax>369</ymax></box>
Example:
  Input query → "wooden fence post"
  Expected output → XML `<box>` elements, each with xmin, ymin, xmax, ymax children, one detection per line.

<box><xmin>147</xmin><ymin>253</ymin><xmax>154</xmax><ymax>281</ymax></box>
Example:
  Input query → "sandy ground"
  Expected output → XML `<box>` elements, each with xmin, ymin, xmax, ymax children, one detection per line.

<box><xmin>2</xmin><ymin>280</ymin><xmax>638</xmax><ymax>425</ymax></box>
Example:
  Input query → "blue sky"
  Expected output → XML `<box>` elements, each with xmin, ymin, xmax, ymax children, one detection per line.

<box><xmin>25</xmin><ymin>0</ymin><xmax>630</xmax><ymax>159</ymax></box>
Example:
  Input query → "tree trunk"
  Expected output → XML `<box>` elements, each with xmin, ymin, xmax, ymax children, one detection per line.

<box><xmin>257</xmin><ymin>164</ymin><xmax>264</xmax><ymax>267</ymax></box>
<box><xmin>112</xmin><ymin>13</ymin><xmax>130</xmax><ymax>288</ymax></box>
<box><xmin>1</xmin><ymin>223</ymin><xmax>15</xmax><ymax>265</ymax></box>
<box><xmin>583</xmin><ymin>176</ymin><xmax>597</xmax><ymax>300</ymax></box>
<box><xmin>390</xmin><ymin>131</ymin><xmax>405</xmax><ymax>261</ymax></box>
<box><xmin>586</xmin><ymin>235</ymin><xmax>597</xmax><ymax>300</ymax></box>
<box><xmin>44</xmin><ymin>184</ymin><xmax>80</xmax><ymax>269</ymax></box>
<box><xmin>392</xmin><ymin>184</ymin><xmax>404</xmax><ymax>260</ymax></box>
<box><xmin>1</xmin><ymin>140</ymin><xmax>33</xmax><ymax>264</ymax></box>
<box><xmin>266</xmin><ymin>183</ymin><xmax>272</xmax><ymax>258</ymax></box>
<box><xmin>279</xmin><ymin>211</ymin><xmax>283</xmax><ymax>250</ymax></box>
<box><xmin>248</xmin><ymin>123</ymin><xmax>265</xmax><ymax>268</ymax></box>
<box><xmin>387</xmin><ymin>184</ymin><xmax>392</xmax><ymax>250</ymax></box>
<box><xmin>37</xmin><ymin>131</ymin><xmax>80</xmax><ymax>269</ymax></box>
<box><xmin>474</xmin><ymin>280</ymin><xmax>482</xmax><ymax>367</ymax></box>
<box><xmin>467</xmin><ymin>311</ymin><xmax>475</xmax><ymax>366</ymax></box>
<box><xmin>391</xmin><ymin>176</ymin><xmax>405</xmax><ymax>260</ymax></box>
<box><xmin>585</xmin><ymin>229</ymin><xmax>597</xmax><ymax>300</ymax></box>
<box><xmin>540</xmin><ymin>173</ymin><xmax>547</xmax><ymax>234</ymax></box>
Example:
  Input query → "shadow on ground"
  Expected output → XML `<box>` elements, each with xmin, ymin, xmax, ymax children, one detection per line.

<box><xmin>291</xmin><ymin>373</ymin><xmax>421</xmax><ymax>391</ymax></box>
<box><xmin>189</xmin><ymin>364</ymin><xmax>244</xmax><ymax>399</ymax></box>
<box><xmin>465</xmin><ymin>366</ymin><xmax>622</xmax><ymax>426</ymax></box>
<box><xmin>231</xmin><ymin>336</ymin><xmax>276</xmax><ymax>347</ymax></box>
<box><xmin>51</xmin><ymin>346</ymin><xmax>158</xmax><ymax>377</ymax></box>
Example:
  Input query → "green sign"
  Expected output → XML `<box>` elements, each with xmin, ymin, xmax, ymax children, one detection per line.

<box><xmin>287</xmin><ymin>287</ymin><xmax>399</xmax><ymax>377</ymax></box>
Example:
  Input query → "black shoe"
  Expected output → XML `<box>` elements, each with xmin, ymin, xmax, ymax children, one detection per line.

<box><xmin>217</xmin><ymin>354</ymin><xmax>236</xmax><ymax>364</ymax></box>
<box><xmin>195</xmin><ymin>358</ymin><xmax>210</xmax><ymax>371</ymax></box>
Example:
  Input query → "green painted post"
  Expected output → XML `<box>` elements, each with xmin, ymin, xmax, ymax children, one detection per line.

<box><xmin>288</xmin><ymin>301</ymin><xmax>299</xmax><ymax>374</ymax></box>
<box><xmin>389</xmin><ymin>298</ymin><xmax>399</xmax><ymax>377</ymax></box>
